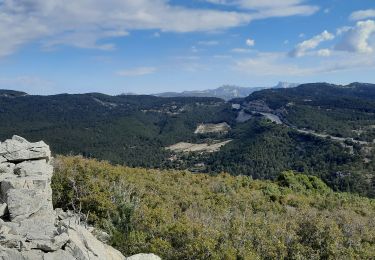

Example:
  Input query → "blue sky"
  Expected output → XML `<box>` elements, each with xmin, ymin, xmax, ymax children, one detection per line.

<box><xmin>1</xmin><ymin>0</ymin><xmax>375</xmax><ymax>95</ymax></box>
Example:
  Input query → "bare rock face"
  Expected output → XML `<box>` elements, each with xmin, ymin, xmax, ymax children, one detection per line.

<box><xmin>0</xmin><ymin>136</ymin><xmax>160</xmax><ymax>260</ymax></box>
<box><xmin>126</xmin><ymin>254</ymin><xmax>161</xmax><ymax>260</ymax></box>
<box><xmin>0</xmin><ymin>136</ymin><xmax>51</xmax><ymax>163</ymax></box>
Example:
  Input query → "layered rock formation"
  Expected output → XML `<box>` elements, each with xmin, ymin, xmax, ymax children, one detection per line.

<box><xmin>0</xmin><ymin>136</ymin><xmax>160</xmax><ymax>260</ymax></box>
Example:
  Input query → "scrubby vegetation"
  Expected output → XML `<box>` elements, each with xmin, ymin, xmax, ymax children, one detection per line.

<box><xmin>52</xmin><ymin>156</ymin><xmax>375</xmax><ymax>259</ymax></box>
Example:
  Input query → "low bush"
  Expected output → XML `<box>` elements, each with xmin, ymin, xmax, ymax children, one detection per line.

<box><xmin>52</xmin><ymin>156</ymin><xmax>375</xmax><ymax>259</ymax></box>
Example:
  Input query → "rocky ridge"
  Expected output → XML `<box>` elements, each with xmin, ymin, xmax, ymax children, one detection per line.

<box><xmin>0</xmin><ymin>136</ymin><xmax>160</xmax><ymax>260</ymax></box>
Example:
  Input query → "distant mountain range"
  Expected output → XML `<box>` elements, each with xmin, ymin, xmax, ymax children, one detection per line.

<box><xmin>0</xmin><ymin>82</ymin><xmax>299</xmax><ymax>100</ymax></box>
<box><xmin>155</xmin><ymin>85</ymin><xmax>261</xmax><ymax>101</ymax></box>
<box><xmin>155</xmin><ymin>82</ymin><xmax>300</xmax><ymax>100</ymax></box>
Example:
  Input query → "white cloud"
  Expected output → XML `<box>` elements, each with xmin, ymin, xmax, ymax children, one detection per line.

<box><xmin>191</xmin><ymin>46</ymin><xmax>199</xmax><ymax>53</ymax></box>
<box><xmin>317</xmin><ymin>49</ymin><xmax>331</xmax><ymax>57</ymax></box>
<box><xmin>231</xmin><ymin>37</ymin><xmax>254</xmax><ymax>54</ymax></box>
<box><xmin>336</xmin><ymin>26</ymin><xmax>351</xmax><ymax>36</ymax></box>
<box><xmin>153</xmin><ymin>32</ymin><xmax>161</xmax><ymax>38</ymax></box>
<box><xmin>246</xmin><ymin>38</ymin><xmax>255</xmax><ymax>47</ymax></box>
<box><xmin>173</xmin><ymin>56</ymin><xmax>201</xmax><ymax>61</ymax></box>
<box><xmin>198</xmin><ymin>40</ymin><xmax>219</xmax><ymax>46</ymax></box>
<box><xmin>335</xmin><ymin>20</ymin><xmax>375</xmax><ymax>53</ymax></box>
<box><xmin>0</xmin><ymin>14</ymin><xmax>49</xmax><ymax>56</ymax></box>
<box><xmin>350</xmin><ymin>9</ymin><xmax>375</xmax><ymax>21</ymax></box>
<box><xmin>116</xmin><ymin>67</ymin><xmax>157</xmax><ymax>77</ymax></box>
<box><xmin>231</xmin><ymin>48</ymin><xmax>252</xmax><ymax>53</ymax></box>
<box><xmin>206</xmin><ymin>0</ymin><xmax>318</xmax><ymax>14</ymax></box>
<box><xmin>250</xmin><ymin>4</ymin><xmax>318</xmax><ymax>19</ymax></box>
<box><xmin>0</xmin><ymin>0</ymin><xmax>251</xmax><ymax>57</ymax></box>
<box><xmin>213</xmin><ymin>54</ymin><xmax>232</xmax><ymax>59</ymax></box>
<box><xmin>221</xmin><ymin>11</ymin><xmax>375</xmax><ymax>78</ymax></box>
<box><xmin>0</xmin><ymin>0</ymin><xmax>319</xmax><ymax>57</ymax></box>
<box><xmin>205</xmin><ymin>0</ymin><xmax>319</xmax><ymax>20</ymax></box>
<box><xmin>42</xmin><ymin>30</ymin><xmax>128</xmax><ymax>51</ymax></box>
<box><xmin>234</xmin><ymin>51</ymin><xmax>375</xmax><ymax>77</ymax></box>
<box><xmin>235</xmin><ymin>52</ymin><xmax>313</xmax><ymax>76</ymax></box>
<box><xmin>289</xmin><ymin>30</ymin><xmax>334</xmax><ymax>57</ymax></box>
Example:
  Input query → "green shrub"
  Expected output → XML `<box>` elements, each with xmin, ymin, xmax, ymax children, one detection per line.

<box><xmin>278</xmin><ymin>170</ymin><xmax>330</xmax><ymax>193</ymax></box>
<box><xmin>52</xmin><ymin>156</ymin><xmax>375</xmax><ymax>259</ymax></box>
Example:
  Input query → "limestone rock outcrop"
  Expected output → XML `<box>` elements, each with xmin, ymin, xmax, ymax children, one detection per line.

<box><xmin>126</xmin><ymin>254</ymin><xmax>161</xmax><ymax>260</ymax></box>
<box><xmin>0</xmin><ymin>136</ymin><xmax>160</xmax><ymax>260</ymax></box>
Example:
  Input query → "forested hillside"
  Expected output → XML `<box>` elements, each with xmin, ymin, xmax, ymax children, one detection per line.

<box><xmin>2</xmin><ymin>83</ymin><xmax>375</xmax><ymax>197</ymax></box>
<box><xmin>206</xmin><ymin>119</ymin><xmax>375</xmax><ymax>197</ymax></box>
<box><xmin>0</xmin><ymin>93</ymin><xmax>234</xmax><ymax>166</ymax></box>
<box><xmin>243</xmin><ymin>82</ymin><xmax>375</xmax><ymax>141</ymax></box>
<box><xmin>52</xmin><ymin>156</ymin><xmax>375</xmax><ymax>260</ymax></box>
